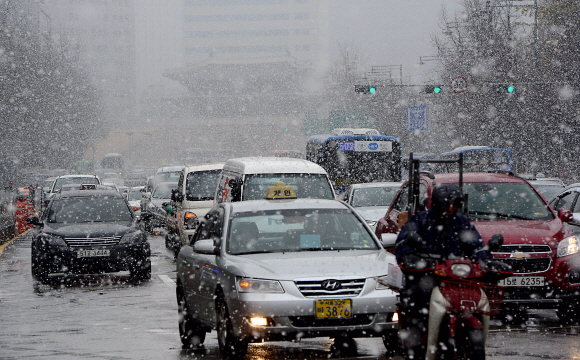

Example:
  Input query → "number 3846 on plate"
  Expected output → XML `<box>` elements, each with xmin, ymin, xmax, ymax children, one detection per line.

<box><xmin>315</xmin><ymin>299</ymin><xmax>352</xmax><ymax>319</ymax></box>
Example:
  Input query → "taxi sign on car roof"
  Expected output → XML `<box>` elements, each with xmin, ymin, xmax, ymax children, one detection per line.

<box><xmin>264</xmin><ymin>181</ymin><xmax>297</xmax><ymax>200</ymax></box>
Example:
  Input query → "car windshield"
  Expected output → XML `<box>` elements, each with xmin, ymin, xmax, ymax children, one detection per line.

<box><xmin>47</xmin><ymin>197</ymin><xmax>133</xmax><ymax>223</ymax></box>
<box><xmin>152</xmin><ymin>183</ymin><xmax>176</xmax><ymax>199</ymax></box>
<box><xmin>155</xmin><ymin>171</ymin><xmax>180</xmax><ymax>183</ymax></box>
<box><xmin>53</xmin><ymin>177</ymin><xmax>99</xmax><ymax>191</ymax></box>
<box><xmin>242</xmin><ymin>173</ymin><xmax>334</xmax><ymax>201</ymax></box>
<box><xmin>532</xmin><ymin>184</ymin><xmax>565</xmax><ymax>201</ymax></box>
<box><xmin>464</xmin><ymin>182</ymin><xmax>555</xmax><ymax>221</ymax></box>
<box><xmin>186</xmin><ymin>170</ymin><xmax>221</xmax><ymax>201</ymax></box>
<box><xmin>351</xmin><ymin>186</ymin><xmax>399</xmax><ymax>207</ymax></box>
<box><xmin>227</xmin><ymin>208</ymin><xmax>378</xmax><ymax>255</ymax></box>
<box><xmin>127</xmin><ymin>190</ymin><xmax>142</xmax><ymax>201</ymax></box>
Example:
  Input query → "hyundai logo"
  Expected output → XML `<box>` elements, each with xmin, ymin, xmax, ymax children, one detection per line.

<box><xmin>321</xmin><ymin>280</ymin><xmax>341</xmax><ymax>291</ymax></box>
<box><xmin>368</xmin><ymin>142</ymin><xmax>379</xmax><ymax>150</ymax></box>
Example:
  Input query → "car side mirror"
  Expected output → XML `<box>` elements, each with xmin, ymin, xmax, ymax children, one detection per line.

<box><xmin>487</xmin><ymin>234</ymin><xmax>504</xmax><ymax>252</ymax></box>
<box><xmin>558</xmin><ymin>208</ymin><xmax>574</xmax><ymax>223</ymax></box>
<box><xmin>381</xmin><ymin>233</ymin><xmax>398</xmax><ymax>248</ymax></box>
<box><xmin>26</xmin><ymin>216</ymin><xmax>42</xmax><ymax>226</ymax></box>
<box><xmin>193</xmin><ymin>239</ymin><xmax>219</xmax><ymax>255</ymax></box>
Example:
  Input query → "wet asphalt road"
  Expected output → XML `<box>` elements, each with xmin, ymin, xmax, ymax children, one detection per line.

<box><xmin>1</xmin><ymin>232</ymin><xmax>580</xmax><ymax>360</ymax></box>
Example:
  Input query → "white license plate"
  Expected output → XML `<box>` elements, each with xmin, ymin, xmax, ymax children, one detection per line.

<box><xmin>77</xmin><ymin>249</ymin><xmax>110</xmax><ymax>258</ymax></box>
<box><xmin>498</xmin><ymin>276</ymin><xmax>544</xmax><ymax>287</ymax></box>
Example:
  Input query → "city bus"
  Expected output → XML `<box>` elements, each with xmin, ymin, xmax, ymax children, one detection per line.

<box><xmin>438</xmin><ymin>146</ymin><xmax>512</xmax><ymax>173</ymax></box>
<box><xmin>306</xmin><ymin>128</ymin><xmax>402</xmax><ymax>189</ymax></box>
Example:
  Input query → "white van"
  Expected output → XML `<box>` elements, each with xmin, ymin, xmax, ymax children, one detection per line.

<box><xmin>215</xmin><ymin>157</ymin><xmax>335</xmax><ymax>203</ymax></box>
<box><xmin>165</xmin><ymin>163</ymin><xmax>224</xmax><ymax>251</ymax></box>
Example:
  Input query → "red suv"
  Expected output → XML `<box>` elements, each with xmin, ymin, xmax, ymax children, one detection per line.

<box><xmin>376</xmin><ymin>172</ymin><xmax>580</xmax><ymax>321</ymax></box>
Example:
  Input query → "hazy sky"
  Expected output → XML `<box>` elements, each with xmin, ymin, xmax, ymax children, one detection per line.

<box><xmin>330</xmin><ymin>0</ymin><xmax>463</xmax><ymax>84</ymax></box>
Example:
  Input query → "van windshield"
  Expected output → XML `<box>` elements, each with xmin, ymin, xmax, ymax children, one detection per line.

<box><xmin>186</xmin><ymin>170</ymin><xmax>221</xmax><ymax>201</ymax></box>
<box><xmin>242</xmin><ymin>173</ymin><xmax>334</xmax><ymax>201</ymax></box>
<box><xmin>463</xmin><ymin>182</ymin><xmax>555</xmax><ymax>221</ymax></box>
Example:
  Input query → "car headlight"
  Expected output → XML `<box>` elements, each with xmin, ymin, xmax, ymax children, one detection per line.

<box><xmin>39</xmin><ymin>234</ymin><xmax>67</xmax><ymax>247</ymax></box>
<box><xmin>119</xmin><ymin>232</ymin><xmax>144</xmax><ymax>244</ymax></box>
<box><xmin>366</xmin><ymin>220</ymin><xmax>377</xmax><ymax>227</ymax></box>
<box><xmin>558</xmin><ymin>236</ymin><xmax>579</xmax><ymax>258</ymax></box>
<box><xmin>451</xmin><ymin>263</ymin><xmax>472</xmax><ymax>277</ymax></box>
<box><xmin>375</xmin><ymin>275</ymin><xmax>389</xmax><ymax>290</ymax></box>
<box><xmin>184</xmin><ymin>212</ymin><xmax>198</xmax><ymax>230</ymax></box>
<box><xmin>236</xmin><ymin>277</ymin><xmax>284</xmax><ymax>293</ymax></box>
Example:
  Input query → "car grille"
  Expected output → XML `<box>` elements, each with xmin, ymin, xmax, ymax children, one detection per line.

<box><xmin>500</xmin><ymin>257</ymin><xmax>551</xmax><ymax>274</ymax></box>
<box><xmin>294</xmin><ymin>278</ymin><xmax>366</xmax><ymax>298</ymax></box>
<box><xmin>497</xmin><ymin>244</ymin><xmax>551</xmax><ymax>253</ymax></box>
<box><xmin>288</xmin><ymin>314</ymin><xmax>374</xmax><ymax>328</ymax></box>
<box><xmin>64</xmin><ymin>236</ymin><xmax>122</xmax><ymax>249</ymax></box>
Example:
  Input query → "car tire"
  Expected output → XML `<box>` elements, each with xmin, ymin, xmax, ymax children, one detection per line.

<box><xmin>557</xmin><ymin>299</ymin><xmax>580</xmax><ymax>323</ymax></box>
<box><xmin>382</xmin><ymin>330</ymin><xmax>401</xmax><ymax>355</ymax></box>
<box><xmin>31</xmin><ymin>245</ymin><xmax>49</xmax><ymax>283</ymax></box>
<box><xmin>499</xmin><ymin>307</ymin><xmax>528</xmax><ymax>326</ymax></box>
<box><xmin>216</xmin><ymin>298</ymin><xmax>248</xmax><ymax>358</ymax></box>
<box><xmin>130</xmin><ymin>258</ymin><xmax>151</xmax><ymax>281</ymax></box>
<box><xmin>165</xmin><ymin>233</ymin><xmax>172</xmax><ymax>248</ymax></box>
<box><xmin>177</xmin><ymin>285</ymin><xmax>207</xmax><ymax>348</ymax></box>
<box><xmin>331</xmin><ymin>335</ymin><xmax>357</xmax><ymax>357</ymax></box>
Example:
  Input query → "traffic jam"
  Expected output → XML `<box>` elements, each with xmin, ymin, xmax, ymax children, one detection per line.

<box><xmin>1</xmin><ymin>133</ymin><xmax>580</xmax><ymax>360</ymax></box>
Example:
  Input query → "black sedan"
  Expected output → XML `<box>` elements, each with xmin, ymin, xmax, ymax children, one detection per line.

<box><xmin>28</xmin><ymin>189</ymin><xmax>152</xmax><ymax>283</ymax></box>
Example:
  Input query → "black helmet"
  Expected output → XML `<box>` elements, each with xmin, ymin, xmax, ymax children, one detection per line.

<box><xmin>431</xmin><ymin>184</ymin><xmax>464</xmax><ymax>215</ymax></box>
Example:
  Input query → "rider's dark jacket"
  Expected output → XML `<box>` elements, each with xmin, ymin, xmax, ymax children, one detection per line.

<box><xmin>395</xmin><ymin>184</ymin><xmax>492</xmax><ymax>265</ymax></box>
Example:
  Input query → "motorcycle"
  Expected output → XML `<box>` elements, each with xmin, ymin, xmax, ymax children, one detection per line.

<box><xmin>393</xmin><ymin>233</ymin><xmax>513</xmax><ymax>360</ymax></box>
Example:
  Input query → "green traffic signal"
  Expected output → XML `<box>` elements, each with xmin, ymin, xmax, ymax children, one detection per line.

<box><xmin>369</xmin><ymin>87</ymin><xmax>376</xmax><ymax>94</ymax></box>
<box><xmin>424</xmin><ymin>85</ymin><xmax>443</xmax><ymax>94</ymax></box>
<box><xmin>507</xmin><ymin>86</ymin><xmax>514</xmax><ymax>93</ymax></box>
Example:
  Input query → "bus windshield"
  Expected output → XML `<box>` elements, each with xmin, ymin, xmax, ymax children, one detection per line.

<box><xmin>307</xmin><ymin>135</ymin><xmax>401</xmax><ymax>186</ymax></box>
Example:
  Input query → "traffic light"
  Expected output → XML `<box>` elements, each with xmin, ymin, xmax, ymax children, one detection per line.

<box><xmin>494</xmin><ymin>84</ymin><xmax>515</xmax><ymax>93</ymax></box>
<box><xmin>355</xmin><ymin>85</ymin><xmax>378</xmax><ymax>94</ymax></box>
<box><xmin>424</xmin><ymin>85</ymin><xmax>443</xmax><ymax>94</ymax></box>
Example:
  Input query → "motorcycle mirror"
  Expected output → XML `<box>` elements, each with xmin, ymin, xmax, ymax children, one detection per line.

<box><xmin>405</xmin><ymin>231</ymin><xmax>422</xmax><ymax>250</ymax></box>
<box><xmin>488</xmin><ymin>234</ymin><xmax>504</xmax><ymax>252</ymax></box>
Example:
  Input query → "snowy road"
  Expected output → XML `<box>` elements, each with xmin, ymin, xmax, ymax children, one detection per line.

<box><xmin>1</xmin><ymin>233</ymin><xmax>580</xmax><ymax>360</ymax></box>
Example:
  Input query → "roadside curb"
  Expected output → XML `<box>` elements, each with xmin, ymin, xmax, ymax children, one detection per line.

<box><xmin>0</xmin><ymin>229</ymin><xmax>29</xmax><ymax>257</ymax></box>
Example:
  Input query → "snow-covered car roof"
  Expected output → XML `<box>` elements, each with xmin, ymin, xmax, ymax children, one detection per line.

<box><xmin>223</xmin><ymin>157</ymin><xmax>327</xmax><ymax>175</ymax></box>
<box><xmin>349</xmin><ymin>182</ymin><xmax>402</xmax><ymax>189</ymax></box>
<box><xmin>226</xmin><ymin>198</ymin><xmax>350</xmax><ymax>215</ymax></box>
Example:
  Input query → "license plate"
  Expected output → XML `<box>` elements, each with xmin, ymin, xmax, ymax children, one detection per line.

<box><xmin>498</xmin><ymin>276</ymin><xmax>545</xmax><ymax>287</ymax></box>
<box><xmin>315</xmin><ymin>299</ymin><xmax>352</xmax><ymax>319</ymax></box>
<box><xmin>77</xmin><ymin>249</ymin><xmax>110</xmax><ymax>258</ymax></box>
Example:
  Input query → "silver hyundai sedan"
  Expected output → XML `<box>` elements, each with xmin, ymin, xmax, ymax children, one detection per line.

<box><xmin>176</xmin><ymin>186</ymin><xmax>398</xmax><ymax>357</ymax></box>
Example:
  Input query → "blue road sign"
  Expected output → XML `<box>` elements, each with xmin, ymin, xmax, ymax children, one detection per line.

<box><xmin>407</xmin><ymin>105</ymin><xmax>428</xmax><ymax>131</ymax></box>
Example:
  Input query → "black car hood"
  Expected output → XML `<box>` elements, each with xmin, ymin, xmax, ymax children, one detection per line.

<box><xmin>43</xmin><ymin>221</ymin><xmax>136</xmax><ymax>238</ymax></box>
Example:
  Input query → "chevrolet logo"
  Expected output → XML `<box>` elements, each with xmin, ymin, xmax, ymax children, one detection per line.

<box><xmin>510</xmin><ymin>252</ymin><xmax>529</xmax><ymax>259</ymax></box>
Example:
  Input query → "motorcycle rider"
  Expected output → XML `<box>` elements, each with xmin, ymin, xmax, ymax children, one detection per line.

<box><xmin>395</xmin><ymin>183</ymin><xmax>492</xmax><ymax>359</ymax></box>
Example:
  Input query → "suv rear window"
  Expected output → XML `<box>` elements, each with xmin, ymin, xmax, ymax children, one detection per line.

<box><xmin>464</xmin><ymin>182</ymin><xmax>554</xmax><ymax>221</ymax></box>
<box><xmin>242</xmin><ymin>173</ymin><xmax>334</xmax><ymax>201</ymax></box>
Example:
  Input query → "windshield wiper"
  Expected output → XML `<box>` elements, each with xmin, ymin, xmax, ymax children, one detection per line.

<box><xmin>468</xmin><ymin>211</ymin><xmax>532</xmax><ymax>220</ymax></box>
<box><xmin>234</xmin><ymin>250</ymin><xmax>277</xmax><ymax>255</ymax></box>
